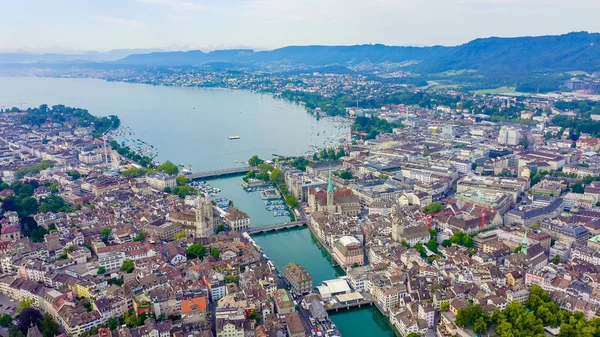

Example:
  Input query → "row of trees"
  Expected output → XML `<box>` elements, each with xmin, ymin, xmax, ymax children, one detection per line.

<box><xmin>15</xmin><ymin>160</ymin><xmax>53</xmax><ymax>178</ymax></box>
<box><xmin>248</xmin><ymin>156</ymin><xmax>299</xmax><ymax>214</ymax></box>
<box><xmin>110</xmin><ymin>140</ymin><xmax>154</xmax><ymax>168</ymax></box>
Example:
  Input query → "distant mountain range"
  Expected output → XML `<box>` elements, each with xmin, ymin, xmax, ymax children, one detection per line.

<box><xmin>1</xmin><ymin>32</ymin><xmax>599</xmax><ymax>76</ymax></box>
<box><xmin>111</xmin><ymin>32</ymin><xmax>600</xmax><ymax>75</ymax></box>
<box><xmin>0</xmin><ymin>49</ymin><xmax>162</xmax><ymax>64</ymax></box>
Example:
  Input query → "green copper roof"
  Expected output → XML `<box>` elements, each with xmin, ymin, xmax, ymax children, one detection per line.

<box><xmin>328</xmin><ymin>171</ymin><xmax>334</xmax><ymax>193</ymax></box>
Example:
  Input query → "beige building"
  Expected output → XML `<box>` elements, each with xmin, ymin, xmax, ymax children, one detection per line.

<box><xmin>283</xmin><ymin>262</ymin><xmax>313</xmax><ymax>295</ymax></box>
<box><xmin>226</xmin><ymin>205</ymin><xmax>250</xmax><ymax>232</ymax></box>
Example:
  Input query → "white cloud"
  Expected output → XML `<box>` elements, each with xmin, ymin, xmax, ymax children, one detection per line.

<box><xmin>101</xmin><ymin>17</ymin><xmax>147</xmax><ymax>28</ymax></box>
<box><xmin>135</xmin><ymin>0</ymin><xmax>208</xmax><ymax>11</ymax></box>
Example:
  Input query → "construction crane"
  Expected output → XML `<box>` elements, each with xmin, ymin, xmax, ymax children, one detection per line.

<box><xmin>416</xmin><ymin>211</ymin><xmax>457</xmax><ymax>230</ymax></box>
<box><xmin>469</xmin><ymin>204</ymin><xmax>496</xmax><ymax>232</ymax></box>
<box><xmin>351</xmin><ymin>131</ymin><xmax>368</xmax><ymax>141</ymax></box>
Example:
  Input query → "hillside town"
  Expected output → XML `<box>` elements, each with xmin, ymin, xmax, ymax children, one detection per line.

<box><xmin>1</xmin><ymin>88</ymin><xmax>600</xmax><ymax>337</ymax></box>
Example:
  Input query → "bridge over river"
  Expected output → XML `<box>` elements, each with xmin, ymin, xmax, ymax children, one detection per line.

<box><xmin>187</xmin><ymin>166</ymin><xmax>257</xmax><ymax>180</ymax></box>
<box><xmin>245</xmin><ymin>221</ymin><xmax>307</xmax><ymax>234</ymax></box>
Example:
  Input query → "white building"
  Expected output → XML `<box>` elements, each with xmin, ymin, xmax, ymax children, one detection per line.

<box><xmin>498</xmin><ymin>126</ymin><xmax>521</xmax><ymax>146</ymax></box>
<box><xmin>146</xmin><ymin>173</ymin><xmax>177</xmax><ymax>190</ymax></box>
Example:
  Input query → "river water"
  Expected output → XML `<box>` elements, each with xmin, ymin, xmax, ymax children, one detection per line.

<box><xmin>0</xmin><ymin>76</ymin><xmax>396</xmax><ymax>337</ymax></box>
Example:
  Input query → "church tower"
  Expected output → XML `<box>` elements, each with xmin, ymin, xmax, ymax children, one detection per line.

<box><xmin>327</xmin><ymin>171</ymin><xmax>335</xmax><ymax>215</ymax></box>
<box><xmin>521</xmin><ymin>230</ymin><xmax>529</xmax><ymax>256</ymax></box>
<box><xmin>391</xmin><ymin>198</ymin><xmax>405</xmax><ymax>242</ymax></box>
<box><xmin>196</xmin><ymin>192</ymin><xmax>214</xmax><ymax>237</ymax></box>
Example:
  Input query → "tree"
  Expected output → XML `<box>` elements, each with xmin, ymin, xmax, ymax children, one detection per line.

<box><xmin>17</xmin><ymin>298</ymin><xmax>34</xmax><ymax>313</ymax></box>
<box><xmin>100</xmin><ymin>227</ymin><xmax>112</xmax><ymax>243</ymax></box>
<box><xmin>248</xmin><ymin>309</ymin><xmax>262</xmax><ymax>324</ymax></box>
<box><xmin>423</xmin><ymin>202</ymin><xmax>445</xmax><ymax>214</ymax></box>
<box><xmin>406</xmin><ymin>334</ymin><xmax>420</xmax><ymax>337</ymax></box>
<box><xmin>8</xmin><ymin>324</ymin><xmax>25</xmax><ymax>337</ymax></box>
<box><xmin>157</xmin><ymin>161</ymin><xmax>179</xmax><ymax>175</ymax></box>
<box><xmin>285</xmin><ymin>195</ymin><xmax>299</xmax><ymax>209</ymax></box>
<box><xmin>39</xmin><ymin>313</ymin><xmax>60</xmax><ymax>337</ymax></box>
<box><xmin>16</xmin><ymin>308</ymin><xmax>42</xmax><ymax>334</ymax></box>
<box><xmin>248</xmin><ymin>155</ymin><xmax>264</xmax><ymax>167</ymax></box>
<box><xmin>339</xmin><ymin>171</ymin><xmax>353</xmax><ymax>180</ymax></box>
<box><xmin>97</xmin><ymin>266</ymin><xmax>106</xmax><ymax>274</ymax></box>
<box><xmin>440</xmin><ymin>302</ymin><xmax>450</xmax><ymax>312</ymax></box>
<box><xmin>174</xmin><ymin>232</ymin><xmax>187</xmax><ymax>240</ymax></box>
<box><xmin>120</xmin><ymin>260</ymin><xmax>135</xmax><ymax>273</ymax></box>
<box><xmin>572</xmin><ymin>182</ymin><xmax>584</xmax><ymax>194</ymax></box>
<box><xmin>473</xmin><ymin>317</ymin><xmax>488</xmax><ymax>335</ymax></box>
<box><xmin>455</xmin><ymin>303</ymin><xmax>489</xmax><ymax>329</ymax></box>
<box><xmin>0</xmin><ymin>313</ymin><xmax>12</xmax><ymax>327</ymax></box>
<box><xmin>186</xmin><ymin>244</ymin><xmax>207</xmax><ymax>259</ymax></box>
<box><xmin>551</xmin><ymin>255</ymin><xmax>561</xmax><ymax>264</ymax></box>
<box><xmin>270</xmin><ymin>169</ymin><xmax>283</xmax><ymax>183</ymax></box>
<box><xmin>133</xmin><ymin>231</ymin><xmax>147</xmax><ymax>242</ymax></box>
<box><xmin>210</xmin><ymin>247</ymin><xmax>220</xmax><ymax>259</ymax></box>
<box><xmin>176</xmin><ymin>175</ymin><xmax>189</xmax><ymax>186</ymax></box>
<box><xmin>519</xmin><ymin>135</ymin><xmax>530</xmax><ymax>148</ymax></box>
<box><xmin>106</xmin><ymin>317</ymin><xmax>119</xmax><ymax>330</ymax></box>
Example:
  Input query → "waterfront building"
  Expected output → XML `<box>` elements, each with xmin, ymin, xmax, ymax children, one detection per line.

<box><xmin>226</xmin><ymin>205</ymin><xmax>250</xmax><ymax>232</ymax></box>
<box><xmin>332</xmin><ymin>236</ymin><xmax>364</xmax><ymax>267</ymax></box>
<box><xmin>283</xmin><ymin>262</ymin><xmax>313</xmax><ymax>295</ymax></box>
<box><xmin>316</xmin><ymin>279</ymin><xmax>351</xmax><ymax>299</ymax></box>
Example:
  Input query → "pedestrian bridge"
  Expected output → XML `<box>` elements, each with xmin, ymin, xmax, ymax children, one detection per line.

<box><xmin>187</xmin><ymin>166</ymin><xmax>256</xmax><ymax>180</ymax></box>
<box><xmin>246</xmin><ymin>221</ymin><xmax>307</xmax><ymax>235</ymax></box>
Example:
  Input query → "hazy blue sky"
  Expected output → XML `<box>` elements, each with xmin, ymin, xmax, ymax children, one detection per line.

<box><xmin>1</xmin><ymin>0</ymin><xmax>599</xmax><ymax>52</ymax></box>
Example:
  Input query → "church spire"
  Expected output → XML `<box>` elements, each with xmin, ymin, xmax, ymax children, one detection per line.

<box><xmin>521</xmin><ymin>230</ymin><xmax>529</xmax><ymax>256</ymax></box>
<box><xmin>327</xmin><ymin>170</ymin><xmax>335</xmax><ymax>215</ymax></box>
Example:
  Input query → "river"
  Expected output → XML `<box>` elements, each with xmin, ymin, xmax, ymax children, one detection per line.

<box><xmin>0</xmin><ymin>76</ymin><xmax>396</xmax><ymax>337</ymax></box>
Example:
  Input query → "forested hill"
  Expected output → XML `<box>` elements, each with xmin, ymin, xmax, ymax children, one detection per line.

<box><xmin>113</xmin><ymin>32</ymin><xmax>600</xmax><ymax>74</ymax></box>
<box><xmin>413</xmin><ymin>31</ymin><xmax>600</xmax><ymax>74</ymax></box>
<box><xmin>113</xmin><ymin>45</ymin><xmax>449</xmax><ymax>67</ymax></box>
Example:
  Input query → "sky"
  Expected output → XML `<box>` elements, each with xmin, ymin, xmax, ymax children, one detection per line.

<box><xmin>1</xmin><ymin>0</ymin><xmax>599</xmax><ymax>52</ymax></box>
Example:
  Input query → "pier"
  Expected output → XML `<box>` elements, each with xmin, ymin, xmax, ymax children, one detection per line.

<box><xmin>187</xmin><ymin>166</ymin><xmax>256</xmax><ymax>180</ymax></box>
<box><xmin>246</xmin><ymin>221</ymin><xmax>307</xmax><ymax>234</ymax></box>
